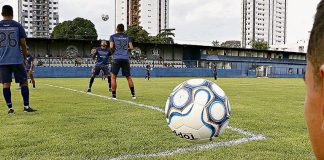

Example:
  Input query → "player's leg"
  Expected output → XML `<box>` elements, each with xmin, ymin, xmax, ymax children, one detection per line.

<box><xmin>111</xmin><ymin>74</ymin><xmax>117</xmax><ymax>99</ymax></box>
<box><xmin>122</xmin><ymin>61</ymin><xmax>136</xmax><ymax>99</ymax></box>
<box><xmin>102</xmin><ymin>66</ymin><xmax>112</xmax><ymax>92</ymax></box>
<box><xmin>0</xmin><ymin>65</ymin><xmax>14</xmax><ymax>114</ymax></box>
<box><xmin>13</xmin><ymin>64</ymin><xmax>36</xmax><ymax>112</ymax></box>
<box><xmin>88</xmin><ymin>66</ymin><xmax>99</xmax><ymax>92</ymax></box>
<box><xmin>107</xmin><ymin>74</ymin><xmax>112</xmax><ymax>92</ymax></box>
<box><xmin>111</xmin><ymin>60</ymin><xmax>122</xmax><ymax>99</ymax></box>
<box><xmin>29</xmin><ymin>70</ymin><xmax>36</xmax><ymax>89</ymax></box>
<box><xmin>148</xmin><ymin>72</ymin><xmax>150</xmax><ymax>80</ymax></box>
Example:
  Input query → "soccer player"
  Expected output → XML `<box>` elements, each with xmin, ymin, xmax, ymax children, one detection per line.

<box><xmin>0</xmin><ymin>5</ymin><xmax>36</xmax><ymax>114</ymax></box>
<box><xmin>25</xmin><ymin>51</ymin><xmax>36</xmax><ymax>89</ymax></box>
<box><xmin>212</xmin><ymin>64</ymin><xmax>218</xmax><ymax>81</ymax></box>
<box><xmin>87</xmin><ymin>40</ymin><xmax>112</xmax><ymax>93</ymax></box>
<box><xmin>145</xmin><ymin>64</ymin><xmax>151</xmax><ymax>80</ymax></box>
<box><xmin>304</xmin><ymin>1</ymin><xmax>324</xmax><ymax>159</ymax></box>
<box><xmin>110</xmin><ymin>24</ymin><xmax>136</xmax><ymax>99</ymax></box>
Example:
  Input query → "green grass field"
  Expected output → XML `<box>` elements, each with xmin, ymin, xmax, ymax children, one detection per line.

<box><xmin>0</xmin><ymin>78</ymin><xmax>314</xmax><ymax>160</ymax></box>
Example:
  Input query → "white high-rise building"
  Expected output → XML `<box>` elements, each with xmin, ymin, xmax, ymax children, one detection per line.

<box><xmin>18</xmin><ymin>0</ymin><xmax>59</xmax><ymax>38</ymax></box>
<box><xmin>115</xmin><ymin>0</ymin><xmax>169</xmax><ymax>36</ymax></box>
<box><xmin>242</xmin><ymin>0</ymin><xmax>287</xmax><ymax>48</ymax></box>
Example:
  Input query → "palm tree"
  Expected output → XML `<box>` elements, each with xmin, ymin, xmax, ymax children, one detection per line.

<box><xmin>158</xmin><ymin>29</ymin><xmax>175</xmax><ymax>44</ymax></box>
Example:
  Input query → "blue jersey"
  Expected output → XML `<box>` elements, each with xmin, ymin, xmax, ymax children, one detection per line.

<box><xmin>0</xmin><ymin>20</ymin><xmax>27</xmax><ymax>65</ymax></box>
<box><xmin>95</xmin><ymin>47</ymin><xmax>111</xmax><ymax>66</ymax></box>
<box><xmin>109</xmin><ymin>33</ymin><xmax>132</xmax><ymax>60</ymax></box>
<box><xmin>25</xmin><ymin>54</ymin><xmax>34</xmax><ymax>70</ymax></box>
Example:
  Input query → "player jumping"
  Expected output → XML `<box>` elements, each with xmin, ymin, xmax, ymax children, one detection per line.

<box><xmin>87</xmin><ymin>40</ymin><xmax>112</xmax><ymax>93</ymax></box>
<box><xmin>25</xmin><ymin>51</ymin><xmax>36</xmax><ymax>89</ymax></box>
<box><xmin>0</xmin><ymin>5</ymin><xmax>36</xmax><ymax>114</ymax></box>
<box><xmin>110</xmin><ymin>24</ymin><xmax>136</xmax><ymax>99</ymax></box>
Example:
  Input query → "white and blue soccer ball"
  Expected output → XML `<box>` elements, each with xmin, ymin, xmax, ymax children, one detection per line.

<box><xmin>165</xmin><ymin>79</ymin><xmax>231</xmax><ymax>141</ymax></box>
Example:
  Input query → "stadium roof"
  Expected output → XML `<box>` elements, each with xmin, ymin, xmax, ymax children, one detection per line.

<box><xmin>26</xmin><ymin>38</ymin><xmax>306</xmax><ymax>55</ymax></box>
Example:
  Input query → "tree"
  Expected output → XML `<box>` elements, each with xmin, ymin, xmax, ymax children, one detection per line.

<box><xmin>251</xmin><ymin>40</ymin><xmax>269</xmax><ymax>50</ymax></box>
<box><xmin>221</xmin><ymin>40</ymin><xmax>241</xmax><ymax>48</ymax></box>
<box><xmin>155</xmin><ymin>29</ymin><xmax>175</xmax><ymax>44</ymax></box>
<box><xmin>125</xmin><ymin>25</ymin><xmax>150</xmax><ymax>43</ymax></box>
<box><xmin>212</xmin><ymin>40</ymin><xmax>221</xmax><ymax>47</ymax></box>
<box><xmin>52</xmin><ymin>17</ymin><xmax>98</xmax><ymax>40</ymax></box>
<box><xmin>125</xmin><ymin>25</ymin><xmax>176</xmax><ymax>44</ymax></box>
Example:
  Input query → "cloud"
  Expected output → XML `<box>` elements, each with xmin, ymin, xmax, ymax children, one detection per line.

<box><xmin>59</xmin><ymin>0</ymin><xmax>116</xmax><ymax>39</ymax></box>
<box><xmin>170</xmin><ymin>0</ymin><xmax>241</xmax><ymax>43</ymax></box>
<box><xmin>1</xmin><ymin>0</ymin><xmax>321</xmax><ymax>45</ymax></box>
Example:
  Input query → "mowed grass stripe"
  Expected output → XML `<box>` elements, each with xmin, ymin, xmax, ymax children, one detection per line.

<box><xmin>0</xmin><ymin>80</ymin><xmax>244</xmax><ymax>159</ymax></box>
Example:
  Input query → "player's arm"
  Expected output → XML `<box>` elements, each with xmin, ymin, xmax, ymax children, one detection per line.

<box><xmin>128</xmin><ymin>37</ymin><xmax>134</xmax><ymax>51</ymax></box>
<box><xmin>109</xmin><ymin>36</ymin><xmax>115</xmax><ymax>54</ymax></box>
<box><xmin>128</xmin><ymin>42</ymin><xmax>134</xmax><ymax>50</ymax></box>
<box><xmin>20</xmin><ymin>38</ymin><xmax>28</xmax><ymax>61</ymax></box>
<box><xmin>110</xmin><ymin>41</ymin><xmax>115</xmax><ymax>54</ymax></box>
<box><xmin>30</xmin><ymin>57</ymin><xmax>35</xmax><ymax>70</ymax></box>
<box><xmin>91</xmin><ymin>48</ymin><xmax>97</xmax><ymax>60</ymax></box>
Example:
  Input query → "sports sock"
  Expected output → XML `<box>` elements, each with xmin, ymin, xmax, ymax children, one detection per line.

<box><xmin>89</xmin><ymin>77</ymin><xmax>95</xmax><ymax>89</ymax></box>
<box><xmin>3</xmin><ymin>88</ymin><xmax>12</xmax><ymax>109</ymax></box>
<box><xmin>21</xmin><ymin>86</ymin><xmax>30</xmax><ymax>107</ymax></box>
<box><xmin>32</xmin><ymin>80</ymin><xmax>36</xmax><ymax>88</ymax></box>
<box><xmin>112</xmin><ymin>91</ymin><xmax>117</xmax><ymax>98</ymax></box>
<box><xmin>108</xmin><ymin>76</ymin><xmax>112</xmax><ymax>89</ymax></box>
<box><xmin>130</xmin><ymin>87</ymin><xmax>135</xmax><ymax>96</ymax></box>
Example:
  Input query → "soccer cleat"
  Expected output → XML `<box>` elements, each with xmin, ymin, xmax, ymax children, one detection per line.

<box><xmin>8</xmin><ymin>108</ymin><xmax>15</xmax><ymax>114</ymax></box>
<box><xmin>87</xmin><ymin>88</ymin><xmax>91</xmax><ymax>93</ymax></box>
<box><xmin>132</xmin><ymin>95</ymin><xmax>137</xmax><ymax>100</ymax></box>
<box><xmin>24</xmin><ymin>107</ymin><xmax>37</xmax><ymax>113</ymax></box>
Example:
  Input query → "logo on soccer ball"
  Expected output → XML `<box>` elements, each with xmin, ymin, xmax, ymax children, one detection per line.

<box><xmin>165</xmin><ymin>79</ymin><xmax>231</xmax><ymax>141</ymax></box>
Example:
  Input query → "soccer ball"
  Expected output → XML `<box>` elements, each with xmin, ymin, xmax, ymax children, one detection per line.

<box><xmin>165</xmin><ymin>79</ymin><xmax>231</xmax><ymax>141</ymax></box>
<box><xmin>101</xmin><ymin>14</ymin><xmax>109</xmax><ymax>21</ymax></box>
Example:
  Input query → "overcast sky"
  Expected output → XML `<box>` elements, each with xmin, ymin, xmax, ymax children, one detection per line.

<box><xmin>1</xmin><ymin>0</ymin><xmax>321</xmax><ymax>45</ymax></box>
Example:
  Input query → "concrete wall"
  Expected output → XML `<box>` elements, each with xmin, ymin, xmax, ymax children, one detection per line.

<box><xmin>33</xmin><ymin>67</ymin><xmax>257</xmax><ymax>78</ymax></box>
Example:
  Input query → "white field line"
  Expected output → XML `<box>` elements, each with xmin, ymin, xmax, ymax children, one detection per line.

<box><xmin>44</xmin><ymin>84</ymin><xmax>267</xmax><ymax>160</ymax></box>
<box><xmin>44</xmin><ymin>84</ymin><xmax>164</xmax><ymax>113</ymax></box>
<box><xmin>109</xmin><ymin>135</ymin><xmax>266</xmax><ymax>160</ymax></box>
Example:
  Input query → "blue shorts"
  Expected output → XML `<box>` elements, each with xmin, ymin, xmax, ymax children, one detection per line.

<box><xmin>92</xmin><ymin>65</ymin><xmax>110</xmax><ymax>76</ymax></box>
<box><xmin>111</xmin><ymin>59</ymin><xmax>131</xmax><ymax>77</ymax></box>
<box><xmin>0</xmin><ymin>64</ymin><xmax>28</xmax><ymax>83</ymax></box>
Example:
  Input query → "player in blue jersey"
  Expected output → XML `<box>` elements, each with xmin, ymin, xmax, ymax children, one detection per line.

<box><xmin>87</xmin><ymin>40</ymin><xmax>112</xmax><ymax>93</ymax></box>
<box><xmin>110</xmin><ymin>24</ymin><xmax>136</xmax><ymax>99</ymax></box>
<box><xmin>145</xmin><ymin>64</ymin><xmax>151</xmax><ymax>80</ymax></box>
<box><xmin>212</xmin><ymin>64</ymin><xmax>218</xmax><ymax>81</ymax></box>
<box><xmin>25</xmin><ymin>50</ymin><xmax>36</xmax><ymax>89</ymax></box>
<box><xmin>0</xmin><ymin>5</ymin><xmax>36</xmax><ymax>114</ymax></box>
